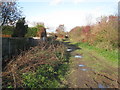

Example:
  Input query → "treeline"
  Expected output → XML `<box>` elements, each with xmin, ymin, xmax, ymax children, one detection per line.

<box><xmin>2</xmin><ymin>20</ymin><xmax>44</xmax><ymax>37</ymax></box>
<box><xmin>69</xmin><ymin>15</ymin><xmax>118</xmax><ymax>51</ymax></box>
<box><xmin>2</xmin><ymin>26</ymin><xmax>44</xmax><ymax>37</ymax></box>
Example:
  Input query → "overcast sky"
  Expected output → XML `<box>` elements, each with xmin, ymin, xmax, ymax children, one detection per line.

<box><xmin>18</xmin><ymin>0</ymin><xmax>118</xmax><ymax>32</ymax></box>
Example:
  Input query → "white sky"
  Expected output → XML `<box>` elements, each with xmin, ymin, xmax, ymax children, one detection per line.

<box><xmin>18</xmin><ymin>0</ymin><xmax>119</xmax><ymax>32</ymax></box>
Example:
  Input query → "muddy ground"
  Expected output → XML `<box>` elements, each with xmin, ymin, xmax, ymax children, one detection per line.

<box><xmin>64</xmin><ymin>41</ymin><xmax>119</xmax><ymax>89</ymax></box>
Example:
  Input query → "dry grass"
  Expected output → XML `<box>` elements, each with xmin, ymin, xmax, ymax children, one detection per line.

<box><xmin>2</xmin><ymin>41</ymin><xmax>66</xmax><ymax>88</ymax></box>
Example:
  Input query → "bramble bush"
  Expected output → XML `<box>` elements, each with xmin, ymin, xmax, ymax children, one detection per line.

<box><xmin>2</xmin><ymin>41</ymin><xmax>69</xmax><ymax>88</ymax></box>
<box><xmin>88</xmin><ymin>15</ymin><xmax>118</xmax><ymax>51</ymax></box>
<box><xmin>69</xmin><ymin>15</ymin><xmax>118</xmax><ymax>51</ymax></box>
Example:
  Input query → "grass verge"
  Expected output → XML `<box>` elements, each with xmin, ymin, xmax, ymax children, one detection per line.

<box><xmin>75</xmin><ymin>42</ymin><xmax>118</xmax><ymax>67</ymax></box>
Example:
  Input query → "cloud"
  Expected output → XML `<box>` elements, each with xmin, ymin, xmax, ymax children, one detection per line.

<box><xmin>73</xmin><ymin>0</ymin><xmax>86</xmax><ymax>4</ymax></box>
<box><xmin>25</xmin><ymin>0</ymin><xmax>117</xmax><ymax>32</ymax></box>
<box><xmin>30</xmin><ymin>10</ymin><xmax>94</xmax><ymax>31</ymax></box>
<box><xmin>26</xmin><ymin>6</ymin><xmax>114</xmax><ymax>32</ymax></box>
<box><xmin>14</xmin><ymin>0</ymin><xmax>118</xmax><ymax>3</ymax></box>
<box><xmin>49</xmin><ymin>0</ymin><xmax>63</xmax><ymax>6</ymax></box>
<box><xmin>26</xmin><ymin>10</ymin><xmax>86</xmax><ymax>30</ymax></box>
<box><xmin>72</xmin><ymin>0</ymin><xmax>119</xmax><ymax>3</ymax></box>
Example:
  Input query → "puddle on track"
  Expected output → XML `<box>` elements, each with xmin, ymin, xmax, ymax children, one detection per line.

<box><xmin>79</xmin><ymin>64</ymin><xmax>85</xmax><ymax>67</ymax></box>
<box><xmin>67</xmin><ymin>48</ymin><xmax>72</xmax><ymax>52</ymax></box>
<box><xmin>74</xmin><ymin>55</ymin><xmax>82</xmax><ymax>58</ymax></box>
<box><xmin>80</xmin><ymin>69</ymin><xmax>88</xmax><ymax>71</ymax></box>
<box><xmin>98</xmin><ymin>84</ymin><xmax>109</xmax><ymax>89</ymax></box>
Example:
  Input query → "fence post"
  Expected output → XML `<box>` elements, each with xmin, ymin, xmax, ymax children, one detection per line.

<box><xmin>8</xmin><ymin>38</ymin><xmax>11</xmax><ymax>58</ymax></box>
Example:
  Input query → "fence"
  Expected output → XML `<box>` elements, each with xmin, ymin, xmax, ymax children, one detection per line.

<box><xmin>2</xmin><ymin>37</ymin><xmax>40</xmax><ymax>60</ymax></box>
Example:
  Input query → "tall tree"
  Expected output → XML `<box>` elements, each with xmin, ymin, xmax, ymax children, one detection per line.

<box><xmin>0</xmin><ymin>0</ymin><xmax>22</xmax><ymax>26</ymax></box>
<box><xmin>56</xmin><ymin>24</ymin><xmax>65</xmax><ymax>34</ymax></box>
<box><xmin>12</xmin><ymin>17</ymin><xmax>28</xmax><ymax>37</ymax></box>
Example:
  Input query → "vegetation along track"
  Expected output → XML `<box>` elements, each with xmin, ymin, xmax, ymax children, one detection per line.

<box><xmin>64</xmin><ymin>41</ymin><xmax>119</xmax><ymax>88</ymax></box>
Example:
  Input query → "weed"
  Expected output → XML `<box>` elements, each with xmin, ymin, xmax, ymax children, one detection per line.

<box><xmin>2</xmin><ymin>41</ymin><xmax>69</xmax><ymax>88</ymax></box>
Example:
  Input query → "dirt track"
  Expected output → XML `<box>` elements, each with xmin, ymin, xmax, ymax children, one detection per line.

<box><xmin>64</xmin><ymin>41</ymin><xmax>119</xmax><ymax>88</ymax></box>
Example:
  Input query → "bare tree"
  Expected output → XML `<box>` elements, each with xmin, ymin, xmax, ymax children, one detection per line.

<box><xmin>0</xmin><ymin>0</ymin><xmax>22</xmax><ymax>26</ymax></box>
<box><xmin>85</xmin><ymin>14</ymin><xmax>93</xmax><ymax>26</ymax></box>
<box><xmin>56</xmin><ymin>24</ymin><xmax>65</xmax><ymax>33</ymax></box>
<box><xmin>32</xmin><ymin>22</ymin><xmax>45</xmax><ymax>27</ymax></box>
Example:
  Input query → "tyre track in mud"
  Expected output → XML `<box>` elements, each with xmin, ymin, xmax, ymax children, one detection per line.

<box><xmin>64</xmin><ymin>41</ymin><xmax>119</xmax><ymax>88</ymax></box>
<box><xmin>88</xmin><ymin>52</ymin><xmax>118</xmax><ymax>74</ymax></box>
<box><xmin>85</xmin><ymin>51</ymin><xmax>119</xmax><ymax>88</ymax></box>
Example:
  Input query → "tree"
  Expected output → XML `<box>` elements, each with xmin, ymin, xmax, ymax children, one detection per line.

<box><xmin>0</xmin><ymin>0</ymin><xmax>22</xmax><ymax>26</ymax></box>
<box><xmin>2</xmin><ymin>25</ymin><xmax>14</xmax><ymax>35</ymax></box>
<box><xmin>12</xmin><ymin>17</ymin><xmax>28</xmax><ymax>37</ymax></box>
<box><xmin>85</xmin><ymin>14</ymin><xmax>93</xmax><ymax>26</ymax></box>
<box><xmin>25</xmin><ymin>27</ymin><xmax>38</xmax><ymax>37</ymax></box>
<box><xmin>36</xmin><ymin>23</ymin><xmax>47</xmax><ymax>41</ymax></box>
<box><xmin>33</xmin><ymin>22</ymin><xmax>44</xmax><ymax>27</ymax></box>
<box><xmin>56</xmin><ymin>24</ymin><xmax>65</xmax><ymax>34</ymax></box>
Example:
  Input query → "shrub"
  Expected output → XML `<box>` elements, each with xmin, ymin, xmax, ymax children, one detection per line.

<box><xmin>25</xmin><ymin>27</ymin><xmax>38</xmax><ymax>37</ymax></box>
<box><xmin>2</xmin><ymin>41</ymin><xmax>69</xmax><ymax>88</ymax></box>
<box><xmin>69</xmin><ymin>26</ymin><xmax>82</xmax><ymax>42</ymax></box>
<box><xmin>69</xmin><ymin>15</ymin><xmax>118</xmax><ymax>51</ymax></box>
<box><xmin>88</xmin><ymin>15</ymin><xmax>118</xmax><ymax>51</ymax></box>
<box><xmin>2</xmin><ymin>25</ymin><xmax>14</xmax><ymax>35</ymax></box>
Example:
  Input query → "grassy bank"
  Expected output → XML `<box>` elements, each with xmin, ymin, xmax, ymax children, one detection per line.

<box><xmin>75</xmin><ymin>42</ymin><xmax>118</xmax><ymax>66</ymax></box>
<box><xmin>3</xmin><ymin>41</ymin><xmax>69</xmax><ymax>88</ymax></box>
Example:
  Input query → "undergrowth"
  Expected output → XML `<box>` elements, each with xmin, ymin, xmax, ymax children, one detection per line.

<box><xmin>2</xmin><ymin>41</ymin><xmax>69</xmax><ymax>88</ymax></box>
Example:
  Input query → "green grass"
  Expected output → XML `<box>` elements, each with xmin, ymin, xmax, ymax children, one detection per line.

<box><xmin>75</xmin><ymin>42</ymin><xmax>118</xmax><ymax>66</ymax></box>
<box><xmin>74</xmin><ymin>48</ymin><xmax>106</xmax><ymax>72</ymax></box>
<box><xmin>22</xmin><ymin>64</ymin><xmax>68</xmax><ymax>88</ymax></box>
